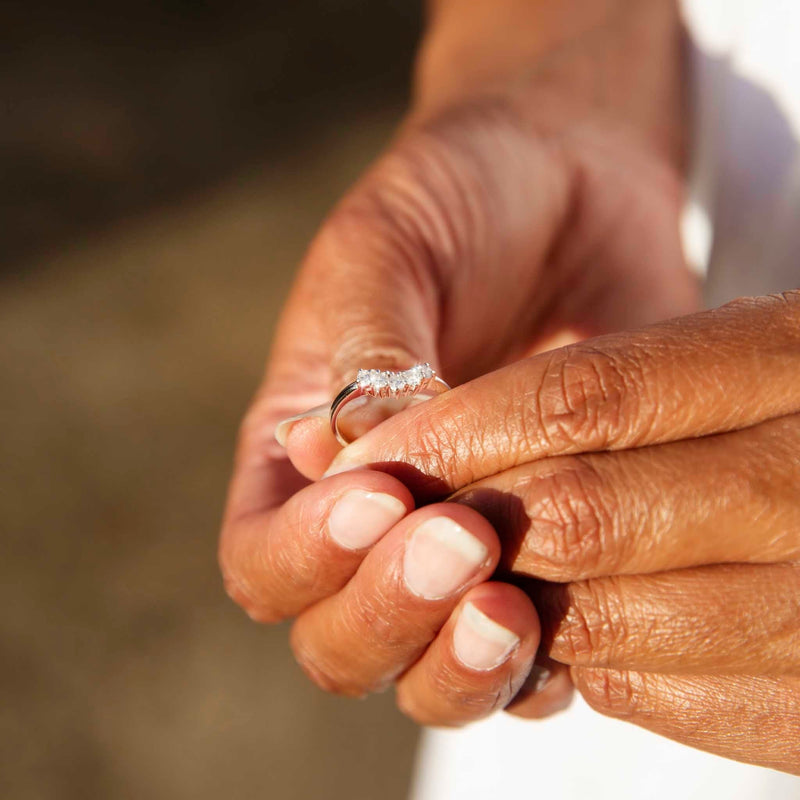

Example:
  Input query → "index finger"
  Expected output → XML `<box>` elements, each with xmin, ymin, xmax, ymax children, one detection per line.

<box><xmin>324</xmin><ymin>292</ymin><xmax>800</xmax><ymax>497</ymax></box>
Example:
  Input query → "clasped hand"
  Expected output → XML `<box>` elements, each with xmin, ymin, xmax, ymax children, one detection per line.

<box><xmin>222</xmin><ymin>289</ymin><xmax>800</xmax><ymax>774</ymax></box>
<box><xmin>218</xmin><ymin>92</ymin><xmax>800</xmax><ymax>773</ymax></box>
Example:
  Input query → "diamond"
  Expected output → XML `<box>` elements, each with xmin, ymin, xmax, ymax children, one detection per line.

<box><xmin>405</xmin><ymin>366</ymin><xmax>422</xmax><ymax>389</ymax></box>
<box><xmin>356</xmin><ymin>362</ymin><xmax>437</xmax><ymax>397</ymax></box>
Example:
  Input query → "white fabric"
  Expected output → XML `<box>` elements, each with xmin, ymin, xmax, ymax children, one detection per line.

<box><xmin>684</xmin><ymin>0</ymin><xmax>800</xmax><ymax>304</ymax></box>
<box><xmin>411</xmin><ymin>696</ymin><xmax>800</xmax><ymax>799</ymax></box>
<box><xmin>411</xmin><ymin>1</ymin><xmax>800</xmax><ymax>796</ymax></box>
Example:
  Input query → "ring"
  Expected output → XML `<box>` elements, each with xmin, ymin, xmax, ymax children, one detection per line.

<box><xmin>330</xmin><ymin>362</ymin><xmax>451</xmax><ymax>446</ymax></box>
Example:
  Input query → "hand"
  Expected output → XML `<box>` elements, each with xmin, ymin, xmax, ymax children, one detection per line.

<box><xmin>219</xmin><ymin>0</ymin><xmax>697</xmax><ymax>727</ymax></box>
<box><xmin>322</xmin><ymin>292</ymin><xmax>800</xmax><ymax>773</ymax></box>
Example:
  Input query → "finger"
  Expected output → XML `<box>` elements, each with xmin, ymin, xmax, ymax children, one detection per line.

<box><xmin>283</xmin><ymin>412</ymin><xmax>340</xmax><ymax>481</ymax></box>
<box><xmin>573</xmin><ymin>668</ymin><xmax>800</xmax><ymax>775</ymax></box>
<box><xmin>504</xmin><ymin>657</ymin><xmax>575</xmax><ymax>720</ymax></box>
<box><xmin>273</xmin><ymin>106</ymin><xmax>579</xmax><ymax>483</ymax></box>
<box><xmin>324</xmin><ymin>292</ymin><xmax>800</xmax><ymax>499</ymax></box>
<box><xmin>219</xmin><ymin>470</ymin><xmax>413</xmax><ymax>622</ymax></box>
<box><xmin>451</xmin><ymin>414</ymin><xmax>800</xmax><ymax>582</ymax></box>
<box><xmin>395</xmin><ymin>582</ymin><xmax>540</xmax><ymax>727</ymax></box>
<box><xmin>225</xmin><ymin>136</ymin><xmax>459</xmax><ymax>521</ymax></box>
<box><xmin>290</xmin><ymin>504</ymin><xmax>500</xmax><ymax>696</ymax></box>
<box><xmin>531</xmin><ymin>563</ymin><xmax>800</xmax><ymax>675</ymax></box>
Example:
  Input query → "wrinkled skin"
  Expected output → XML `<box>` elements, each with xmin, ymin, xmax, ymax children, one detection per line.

<box><xmin>221</xmin><ymin>0</ymin><xmax>800</xmax><ymax>778</ymax></box>
<box><xmin>220</xmin><ymin>85</ymin><xmax>697</xmax><ymax>723</ymax></box>
<box><xmin>320</xmin><ymin>292</ymin><xmax>800</xmax><ymax>774</ymax></box>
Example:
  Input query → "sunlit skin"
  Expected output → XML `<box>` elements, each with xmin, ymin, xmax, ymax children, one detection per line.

<box><xmin>218</xmin><ymin>0</ymin><xmax>800</xmax><ymax>774</ymax></box>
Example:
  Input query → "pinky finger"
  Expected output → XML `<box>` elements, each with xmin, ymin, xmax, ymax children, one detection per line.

<box><xmin>573</xmin><ymin>668</ymin><xmax>800</xmax><ymax>775</ymax></box>
<box><xmin>395</xmin><ymin>582</ymin><xmax>540</xmax><ymax>727</ymax></box>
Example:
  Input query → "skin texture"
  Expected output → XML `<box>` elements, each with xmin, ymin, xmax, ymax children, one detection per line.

<box><xmin>317</xmin><ymin>292</ymin><xmax>800</xmax><ymax>773</ymax></box>
<box><xmin>218</xmin><ymin>0</ymin><xmax>799</xmax><ymax>775</ymax></box>
<box><xmin>221</xmin><ymin>0</ymin><xmax>695</xmax><ymax>725</ymax></box>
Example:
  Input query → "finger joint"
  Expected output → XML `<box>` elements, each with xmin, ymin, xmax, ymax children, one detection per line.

<box><xmin>520</xmin><ymin>458</ymin><xmax>619</xmax><ymax>580</ymax></box>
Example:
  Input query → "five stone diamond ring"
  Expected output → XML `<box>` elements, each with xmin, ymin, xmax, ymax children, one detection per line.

<box><xmin>330</xmin><ymin>363</ymin><xmax>451</xmax><ymax>446</ymax></box>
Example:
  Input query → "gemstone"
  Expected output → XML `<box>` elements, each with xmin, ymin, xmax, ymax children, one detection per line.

<box><xmin>357</xmin><ymin>362</ymin><xmax>436</xmax><ymax>396</ymax></box>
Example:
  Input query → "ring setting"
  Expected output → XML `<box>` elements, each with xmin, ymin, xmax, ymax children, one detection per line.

<box><xmin>356</xmin><ymin>363</ymin><xmax>436</xmax><ymax>397</ymax></box>
<box><xmin>330</xmin><ymin>362</ymin><xmax>450</xmax><ymax>445</ymax></box>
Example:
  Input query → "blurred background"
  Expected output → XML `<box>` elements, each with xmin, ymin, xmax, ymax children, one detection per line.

<box><xmin>1</xmin><ymin>1</ymin><xmax>423</xmax><ymax>797</ymax></box>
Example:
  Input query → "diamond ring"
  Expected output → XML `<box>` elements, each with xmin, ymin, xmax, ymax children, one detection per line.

<box><xmin>329</xmin><ymin>363</ymin><xmax>451</xmax><ymax>446</ymax></box>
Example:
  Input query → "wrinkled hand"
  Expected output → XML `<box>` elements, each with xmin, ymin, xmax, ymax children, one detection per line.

<box><xmin>219</xmin><ymin>81</ymin><xmax>699</xmax><ymax>724</ymax></box>
<box><xmin>321</xmin><ymin>292</ymin><xmax>800</xmax><ymax>773</ymax></box>
<box><xmin>217</xmin><ymin>0</ymin><xmax>705</xmax><ymax>727</ymax></box>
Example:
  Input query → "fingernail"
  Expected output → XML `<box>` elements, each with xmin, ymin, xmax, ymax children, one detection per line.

<box><xmin>327</xmin><ymin>490</ymin><xmax>407</xmax><ymax>551</ymax></box>
<box><xmin>403</xmin><ymin>517</ymin><xmax>488</xmax><ymax>600</ymax></box>
<box><xmin>274</xmin><ymin>404</ymin><xmax>329</xmax><ymax>447</ymax></box>
<box><xmin>453</xmin><ymin>602</ymin><xmax>519</xmax><ymax>671</ymax></box>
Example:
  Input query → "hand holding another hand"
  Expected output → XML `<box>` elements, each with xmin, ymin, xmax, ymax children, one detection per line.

<box><xmin>218</xmin><ymin>0</ymin><xmax>800</xmax><ymax>778</ymax></box>
<box><xmin>321</xmin><ymin>292</ymin><xmax>800</xmax><ymax>774</ymax></box>
<box><xmin>215</xmin><ymin>0</ymin><xmax>777</xmax><ymax>764</ymax></box>
<box><xmin>219</xmin><ymin>38</ymin><xmax>699</xmax><ymax>732</ymax></box>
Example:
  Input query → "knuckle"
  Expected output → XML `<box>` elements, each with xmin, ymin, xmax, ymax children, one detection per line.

<box><xmin>219</xmin><ymin>553</ymin><xmax>285</xmax><ymax>625</ymax></box>
<box><xmin>531</xmin><ymin>347</ymin><xmax>644</xmax><ymax>452</ymax></box>
<box><xmin>553</xmin><ymin>580</ymin><xmax>625</xmax><ymax>666</ymax></box>
<box><xmin>289</xmin><ymin>627</ymin><xmax>365</xmax><ymax>698</ymax></box>
<box><xmin>395</xmin><ymin>395</ymin><xmax>482</xmax><ymax>490</ymax></box>
<box><xmin>218</xmin><ymin>517</ymin><xmax>317</xmax><ymax>625</ymax></box>
<box><xmin>575</xmin><ymin>668</ymin><xmax>639</xmax><ymax>719</ymax></box>
<box><xmin>520</xmin><ymin>459</ymin><xmax>618</xmax><ymax>580</ymax></box>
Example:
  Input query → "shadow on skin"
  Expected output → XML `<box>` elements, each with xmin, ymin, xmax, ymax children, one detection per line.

<box><xmin>447</xmin><ymin>485</ymin><xmax>572</xmax><ymax>660</ymax></box>
<box><xmin>363</xmin><ymin>461</ymin><xmax>455</xmax><ymax>505</ymax></box>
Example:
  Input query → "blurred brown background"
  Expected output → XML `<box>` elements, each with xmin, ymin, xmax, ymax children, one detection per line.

<box><xmin>1</xmin><ymin>2</ymin><xmax>423</xmax><ymax>798</ymax></box>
